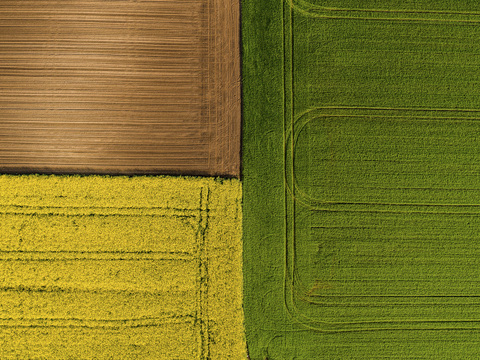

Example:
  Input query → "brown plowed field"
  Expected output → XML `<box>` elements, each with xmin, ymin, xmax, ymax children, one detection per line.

<box><xmin>0</xmin><ymin>0</ymin><xmax>240</xmax><ymax>177</ymax></box>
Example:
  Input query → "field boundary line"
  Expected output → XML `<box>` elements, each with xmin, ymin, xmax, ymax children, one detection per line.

<box><xmin>289</xmin><ymin>0</ymin><xmax>480</xmax><ymax>23</ymax></box>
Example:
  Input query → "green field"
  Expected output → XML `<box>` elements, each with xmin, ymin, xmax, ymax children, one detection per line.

<box><xmin>243</xmin><ymin>0</ymin><xmax>480</xmax><ymax>358</ymax></box>
<box><xmin>0</xmin><ymin>175</ymin><xmax>245</xmax><ymax>359</ymax></box>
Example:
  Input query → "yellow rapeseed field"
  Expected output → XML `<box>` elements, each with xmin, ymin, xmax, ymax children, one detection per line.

<box><xmin>0</xmin><ymin>174</ymin><xmax>246</xmax><ymax>359</ymax></box>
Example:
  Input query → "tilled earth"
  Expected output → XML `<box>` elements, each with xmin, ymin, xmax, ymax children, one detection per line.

<box><xmin>0</xmin><ymin>0</ymin><xmax>240</xmax><ymax>177</ymax></box>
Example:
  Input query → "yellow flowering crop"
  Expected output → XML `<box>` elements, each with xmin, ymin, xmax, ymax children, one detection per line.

<box><xmin>0</xmin><ymin>174</ymin><xmax>245</xmax><ymax>359</ymax></box>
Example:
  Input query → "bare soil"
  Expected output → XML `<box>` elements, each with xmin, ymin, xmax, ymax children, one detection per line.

<box><xmin>0</xmin><ymin>0</ymin><xmax>240</xmax><ymax>177</ymax></box>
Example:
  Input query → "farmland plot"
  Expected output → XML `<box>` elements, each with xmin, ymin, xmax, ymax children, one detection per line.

<box><xmin>0</xmin><ymin>0</ymin><xmax>240</xmax><ymax>177</ymax></box>
<box><xmin>243</xmin><ymin>0</ymin><xmax>480</xmax><ymax>358</ymax></box>
<box><xmin>0</xmin><ymin>175</ymin><xmax>245</xmax><ymax>359</ymax></box>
